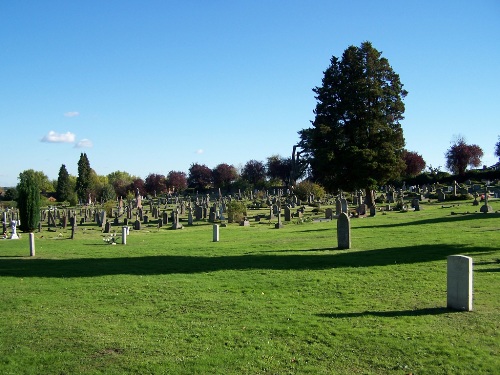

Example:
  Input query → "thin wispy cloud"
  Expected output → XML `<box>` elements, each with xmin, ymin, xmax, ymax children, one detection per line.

<box><xmin>195</xmin><ymin>149</ymin><xmax>204</xmax><ymax>154</ymax></box>
<box><xmin>75</xmin><ymin>139</ymin><xmax>93</xmax><ymax>148</ymax></box>
<box><xmin>64</xmin><ymin>111</ymin><xmax>80</xmax><ymax>117</ymax></box>
<box><xmin>41</xmin><ymin>131</ymin><xmax>76</xmax><ymax>143</ymax></box>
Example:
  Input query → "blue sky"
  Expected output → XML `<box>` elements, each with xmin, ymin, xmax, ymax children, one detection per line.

<box><xmin>1</xmin><ymin>1</ymin><xmax>499</xmax><ymax>187</ymax></box>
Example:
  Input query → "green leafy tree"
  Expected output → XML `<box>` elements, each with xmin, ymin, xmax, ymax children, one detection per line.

<box><xmin>299</xmin><ymin>41</ymin><xmax>407</xmax><ymax>206</ymax></box>
<box><xmin>56</xmin><ymin>164</ymin><xmax>72</xmax><ymax>202</ymax></box>
<box><xmin>107</xmin><ymin>170</ymin><xmax>136</xmax><ymax>197</ymax></box>
<box><xmin>266</xmin><ymin>155</ymin><xmax>291</xmax><ymax>185</ymax></box>
<box><xmin>294</xmin><ymin>180</ymin><xmax>326</xmax><ymax>202</ymax></box>
<box><xmin>16</xmin><ymin>170</ymin><xmax>41</xmax><ymax>232</ymax></box>
<box><xmin>76</xmin><ymin>153</ymin><xmax>92</xmax><ymax>203</ymax></box>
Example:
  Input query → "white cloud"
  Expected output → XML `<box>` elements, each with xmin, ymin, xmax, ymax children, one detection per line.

<box><xmin>41</xmin><ymin>131</ymin><xmax>76</xmax><ymax>143</ymax></box>
<box><xmin>195</xmin><ymin>149</ymin><xmax>204</xmax><ymax>154</ymax></box>
<box><xmin>75</xmin><ymin>139</ymin><xmax>93</xmax><ymax>148</ymax></box>
<box><xmin>64</xmin><ymin>111</ymin><xmax>80</xmax><ymax>117</ymax></box>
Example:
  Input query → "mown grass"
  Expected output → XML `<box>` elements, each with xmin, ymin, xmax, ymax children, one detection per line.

<box><xmin>1</xmin><ymin>200</ymin><xmax>499</xmax><ymax>374</ymax></box>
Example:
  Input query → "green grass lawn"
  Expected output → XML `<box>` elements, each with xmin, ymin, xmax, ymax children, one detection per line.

<box><xmin>1</xmin><ymin>200</ymin><xmax>499</xmax><ymax>374</ymax></box>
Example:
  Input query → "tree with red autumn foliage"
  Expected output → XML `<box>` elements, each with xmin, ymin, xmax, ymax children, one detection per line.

<box><xmin>188</xmin><ymin>163</ymin><xmax>212</xmax><ymax>192</ymax></box>
<box><xmin>166</xmin><ymin>171</ymin><xmax>187</xmax><ymax>193</ymax></box>
<box><xmin>144</xmin><ymin>173</ymin><xmax>166</xmax><ymax>195</ymax></box>
<box><xmin>212</xmin><ymin>163</ymin><xmax>238</xmax><ymax>190</ymax></box>
<box><xmin>402</xmin><ymin>150</ymin><xmax>426</xmax><ymax>177</ymax></box>
<box><xmin>445</xmin><ymin>136</ymin><xmax>483</xmax><ymax>175</ymax></box>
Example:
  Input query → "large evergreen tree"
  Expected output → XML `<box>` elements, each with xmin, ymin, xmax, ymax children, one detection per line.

<box><xmin>75</xmin><ymin>153</ymin><xmax>92</xmax><ymax>203</ymax></box>
<box><xmin>16</xmin><ymin>170</ymin><xmax>41</xmax><ymax>232</ymax></box>
<box><xmin>56</xmin><ymin>164</ymin><xmax>72</xmax><ymax>202</ymax></box>
<box><xmin>299</xmin><ymin>42</ymin><xmax>407</xmax><ymax>205</ymax></box>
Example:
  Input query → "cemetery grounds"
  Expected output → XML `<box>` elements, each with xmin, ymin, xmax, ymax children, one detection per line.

<box><xmin>0</xmin><ymin>199</ymin><xmax>499</xmax><ymax>374</ymax></box>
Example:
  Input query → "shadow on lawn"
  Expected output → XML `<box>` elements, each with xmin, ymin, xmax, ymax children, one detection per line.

<box><xmin>0</xmin><ymin>244</ymin><xmax>495</xmax><ymax>278</ymax></box>
<box><xmin>317</xmin><ymin>307</ymin><xmax>456</xmax><ymax>319</ymax></box>
<box><xmin>355</xmin><ymin>212</ymin><xmax>500</xmax><ymax>229</ymax></box>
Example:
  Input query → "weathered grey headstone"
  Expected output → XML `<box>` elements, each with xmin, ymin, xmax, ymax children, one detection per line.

<box><xmin>337</xmin><ymin>213</ymin><xmax>351</xmax><ymax>250</ymax></box>
<box><xmin>284</xmin><ymin>206</ymin><xmax>291</xmax><ymax>221</ymax></box>
<box><xmin>325</xmin><ymin>208</ymin><xmax>333</xmax><ymax>220</ymax></box>
<box><xmin>134</xmin><ymin>220</ymin><xmax>141</xmax><ymax>230</ymax></box>
<box><xmin>447</xmin><ymin>255</ymin><xmax>473</xmax><ymax>311</ymax></box>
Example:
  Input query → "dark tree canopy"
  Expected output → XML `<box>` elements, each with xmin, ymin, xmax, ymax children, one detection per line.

<box><xmin>241</xmin><ymin>160</ymin><xmax>266</xmax><ymax>187</ymax></box>
<box><xmin>131</xmin><ymin>178</ymin><xmax>146</xmax><ymax>197</ymax></box>
<box><xmin>445</xmin><ymin>136</ymin><xmax>483</xmax><ymax>175</ymax></box>
<box><xmin>56</xmin><ymin>164</ymin><xmax>72</xmax><ymax>202</ymax></box>
<box><xmin>145</xmin><ymin>173</ymin><xmax>166</xmax><ymax>195</ymax></box>
<box><xmin>188</xmin><ymin>163</ymin><xmax>213</xmax><ymax>192</ymax></box>
<box><xmin>402</xmin><ymin>150</ymin><xmax>426</xmax><ymax>177</ymax></box>
<box><xmin>76</xmin><ymin>153</ymin><xmax>92</xmax><ymax>202</ymax></box>
<box><xmin>212</xmin><ymin>163</ymin><xmax>238</xmax><ymax>190</ymax></box>
<box><xmin>166</xmin><ymin>171</ymin><xmax>187</xmax><ymax>193</ymax></box>
<box><xmin>16</xmin><ymin>169</ymin><xmax>41</xmax><ymax>232</ymax></box>
<box><xmin>299</xmin><ymin>41</ymin><xmax>407</xmax><ymax>195</ymax></box>
<box><xmin>266</xmin><ymin>155</ymin><xmax>291</xmax><ymax>184</ymax></box>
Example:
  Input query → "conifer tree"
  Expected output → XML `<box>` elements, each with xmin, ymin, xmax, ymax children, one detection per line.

<box><xmin>76</xmin><ymin>153</ymin><xmax>92</xmax><ymax>203</ymax></box>
<box><xmin>299</xmin><ymin>42</ymin><xmax>407</xmax><ymax>206</ymax></box>
<box><xmin>16</xmin><ymin>170</ymin><xmax>41</xmax><ymax>232</ymax></box>
<box><xmin>56</xmin><ymin>164</ymin><xmax>72</xmax><ymax>202</ymax></box>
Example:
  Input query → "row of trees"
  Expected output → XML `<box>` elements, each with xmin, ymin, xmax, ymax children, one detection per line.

<box><xmin>40</xmin><ymin>153</ymin><xmax>299</xmax><ymax>205</ymax></box>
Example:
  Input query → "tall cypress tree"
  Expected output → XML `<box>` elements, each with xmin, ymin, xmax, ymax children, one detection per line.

<box><xmin>17</xmin><ymin>170</ymin><xmax>41</xmax><ymax>232</ymax></box>
<box><xmin>56</xmin><ymin>164</ymin><xmax>71</xmax><ymax>202</ymax></box>
<box><xmin>299</xmin><ymin>42</ymin><xmax>407</xmax><ymax>205</ymax></box>
<box><xmin>76</xmin><ymin>153</ymin><xmax>91</xmax><ymax>203</ymax></box>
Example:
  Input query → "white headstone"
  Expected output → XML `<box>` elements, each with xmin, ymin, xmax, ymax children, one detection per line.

<box><xmin>447</xmin><ymin>255</ymin><xmax>473</xmax><ymax>311</ymax></box>
<box><xmin>213</xmin><ymin>224</ymin><xmax>219</xmax><ymax>242</ymax></box>
<box><xmin>29</xmin><ymin>233</ymin><xmax>35</xmax><ymax>256</ymax></box>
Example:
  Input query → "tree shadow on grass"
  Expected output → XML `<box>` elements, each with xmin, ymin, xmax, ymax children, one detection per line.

<box><xmin>355</xmin><ymin>212</ymin><xmax>500</xmax><ymax>229</ymax></box>
<box><xmin>0</xmin><ymin>244</ymin><xmax>495</xmax><ymax>278</ymax></box>
<box><xmin>316</xmin><ymin>307</ymin><xmax>457</xmax><ymax>319</ymax></box>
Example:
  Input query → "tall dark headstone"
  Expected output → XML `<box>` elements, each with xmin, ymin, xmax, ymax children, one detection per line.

<box><xmin>337</xmin><ymin>212</ymin><xmax>351</xmax><ymax>250</ymax></box>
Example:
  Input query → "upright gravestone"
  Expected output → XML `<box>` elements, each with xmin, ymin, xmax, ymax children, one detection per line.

<box><xmin>325</xmin><ymin>208</ymin><xmax>333</xmax><ymax>220</ymax></box>
<box><xmin>29</xmin><ymin>233</ymin><xmax>35</xmax><ymax>256</ymax></box>
<box><xmin>447</xmin><ymin>255</ymin><xmax>473</xmax><ymax>311</ymax></box>
<box><xmin>284</xmin><ymin>206</ymin><xmax>291</xmax><ymax>221</ymax></box>
<box><xmin>122</xmin><ymin>226</ymin><xmax>128</xmax><ymax>245</ymax></box>
<box><xmin>213</xmin><ymin>224</ymin><xmax>219</xmax><ymax>242</ymax></box>
<box><xmin>337</xmin><ymin>212</ymin><xmax>351</xmax><ymax>250</ymax></box>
